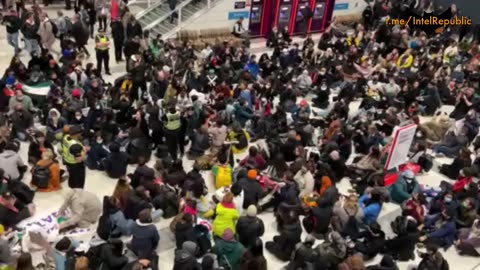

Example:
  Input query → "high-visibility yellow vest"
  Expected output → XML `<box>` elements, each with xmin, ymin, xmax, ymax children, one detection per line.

<box><xmin>164</xmin><ymin>111</ymin><xmax>181</xmax><ymax>130</ymax></box>
<box><xmin>96</xmin><ymin>35</ymin><xmax>109</xmax><ymax>50</ymax></box>
<box><xmin>62</xmin><ymin>135</ymin><xmax>83</xmax><ymax>164</ymax></box>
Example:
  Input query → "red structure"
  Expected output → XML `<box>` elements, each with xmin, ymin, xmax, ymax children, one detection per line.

<box><xmin>248</xmin><ymin>0</ymin><xmax>335</xmax><ymax>37</ymax></box>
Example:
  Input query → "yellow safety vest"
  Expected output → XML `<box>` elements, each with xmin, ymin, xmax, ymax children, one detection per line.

<box><xmin>96</xmin><ymin>35</ymin><xmax>109</xmax><ymax>50</ymax></box>
<box><xmin>62</xmin><ymin>135</ymin><xmax>84</xmax><ymax>164</ymax></box>
<box><xmin>165</xmin><ymin>112</ymin><xmax>181</xmax><ymax>130</ymax></box>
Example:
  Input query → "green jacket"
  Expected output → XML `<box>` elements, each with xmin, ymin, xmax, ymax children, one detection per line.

<box><xmin>213</xmin><ymin>239</ymin><xmax>245</xmax><ymax>270</ymax></box>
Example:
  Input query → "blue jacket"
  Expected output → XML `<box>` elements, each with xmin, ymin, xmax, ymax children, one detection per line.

<box><xmin>239</xmin><ymin>89</ymin><xmax>253</xmax><ymax>109</ymax></box>
<box><xmin>359</xmin><ymin>194</ymin><xmax>381</xmax><ymax>225</ymax></box>
<box><xmin>244</xmin><ymin>62</ymin><xmax>259</xmax><ymax>79</ymax></box>
<box><xmin>426</xmin><ymin>216</ymin><xmax>456</xmax><ymax>249</ymax></box>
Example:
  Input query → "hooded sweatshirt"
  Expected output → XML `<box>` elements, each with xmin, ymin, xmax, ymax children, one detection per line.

<box><xmin>173</xmin><ymin>241</ymin><xmax>201</xmax><ymax>270</ymax></box>
<box><xmin>0</xmin><ymin>150</ymin><xmax>25</xmax><ymax>180</ymax></box>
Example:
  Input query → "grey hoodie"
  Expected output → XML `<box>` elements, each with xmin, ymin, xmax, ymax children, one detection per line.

<box><xmin>0</xmin><ymin>150</ymin><xmax>25</xmax><ymax>180</ymax></box>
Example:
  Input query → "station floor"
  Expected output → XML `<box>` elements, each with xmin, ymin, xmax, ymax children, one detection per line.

<box><xmin>1</xmin><ymin>5</ymin><xmax>480</xmax><ymax>269</ymax></box>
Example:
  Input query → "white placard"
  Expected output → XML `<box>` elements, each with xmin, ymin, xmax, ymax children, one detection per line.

<box><xmin>384</xmin><ymin>124</ymin><xmax>417</xmax><ymax>170</ymax></box>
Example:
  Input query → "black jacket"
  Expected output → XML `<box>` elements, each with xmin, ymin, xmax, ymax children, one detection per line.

<box><xmin>237</xmin><ymin>177</ymin><xmax>263</xmax><ymax>209</ymax></box>
<box><xmin>99</xmin><ymin>239</ymin><xmax>129</xmax><ymax>270</ymax></box>
<box><xmin>104</xmin><ymin>150</ymin><xmax>129</xmax><ymax>179</ymax></box>
<box><xmin>126</xmin><ymin>22</ymin><xmax>143</xmax><ymax>40</ymax></box>
<box><xmin>21</xmin><ymin>21</ymin><xmax>38</xmax><ymax>39</ymax></box>
<box><xmin>236</xmin><ymin>216</ymin><xmax>265</xmax><ymax>248</ymax></box>
<box><xmin>111</xmin><ymin>21</ymin><xmax>125</xmax><ymax>42</ymax></box>
<box><xmin>175</xmin><ymin>221</ymin><xmax>196</xmax><ymax>249</ymax></box>
<box><xmin>173</xmin><ymin>249</ymin><xmax>201</xmax><ymax>270</ymax></box>
<box><xmin>3</xmin><ymin>15</ymin><xmax>22</xmax><ymax>33</ymax></box>
<box><xmin>72</xmin><ymin>21</ymin><xmax>88</xmax><ymax>45</ymax></box>
<box><xmin>123</xmin><ymin>190</ymin><xmax>153</xmax><ymax>220</ymax></box>
<box><xmin>384</xmin><ymin>231</ymin><xmax>420</xmax><ymax>261</ymax></box>
<box><xmin>266</xmin><ymin>221</ymin><xmax>302</xmax><ymax>261</ymax></box>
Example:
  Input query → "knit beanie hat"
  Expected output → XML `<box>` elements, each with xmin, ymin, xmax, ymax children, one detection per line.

<box><xmin>182</xmin><ymin>241</ymin><xmax>198</xmax><ymax>256</ymax></box>
<box><xmin>246</xmin><ymin>205</ymin><xmax>257</xmax><ymax>217</ymax></box>
<box><xmin>247</xmin><ymin>169</ymin><xmax>257</xmax><ymax>180</ymax></box>
<box><xmin>222</xmin><ymin>228</ymin><xmax>235</xmax><ymax>241</ymax></box>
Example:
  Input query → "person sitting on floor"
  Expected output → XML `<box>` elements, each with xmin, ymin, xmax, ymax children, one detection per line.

<box><xmin>31</xmin><ymin>149</ymin><xmax>61</xmax><ymax>192</ymax></box>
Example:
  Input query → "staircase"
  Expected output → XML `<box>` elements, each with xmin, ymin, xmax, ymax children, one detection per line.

<box><xmin>134</xmin><ymin>0</ymin><xmax>214</xmax><ymax>38</ymax></box>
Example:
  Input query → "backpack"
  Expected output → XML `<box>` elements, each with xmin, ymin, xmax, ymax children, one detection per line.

<box><xmin>31</xmin><ymin>162</ymin><xmax>52</xmax><ymax>189</ymax></box>
<box><xmin>214</xmin><ymin>165</ymin><xmax>232</xmax><ymax>189</ymax></box>
<box><xmin>194</xmin><ymin>224</ymin><xmax>212</xmax><ymax>256</ymax></box>
<box><xmin>49</xmin><ymin>20</ymin><xmax>58</xmax><ymax>36</ymax></box>
<box><xmin>8</xmin><ymin>180</ymin><xmax>34</xmax><ymax>204</ymax></box>
<box><xmin>96</xmin><ymin>213</ymin><xmax>114</xmax><ymax>241</ymax></box>
<box><xmin>342</xmin><ymin>208</ymin><xmax>359</xmax><ymax>238</ymax></box>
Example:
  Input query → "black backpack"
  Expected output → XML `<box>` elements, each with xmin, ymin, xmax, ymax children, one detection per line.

<box><xmin>194</xmin><ymin>224</ymin><xmax>212</xmax><ymax>256</ymax></box>
<box><xmin>96</xmin><ymin>213</ymin><xmax>114</xmax><ymax>241</ymax></box>
<box><xmin>342</xmin><ymin>208</ymin><xmax>359</xmax><ymax>238</ymax></box>
<box><xmin>31</xmin><ymin>162</ymin><xmax>52</xmax><ymax>189</ymax></box>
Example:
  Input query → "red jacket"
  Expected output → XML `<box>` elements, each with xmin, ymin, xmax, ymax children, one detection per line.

<box><xmin>453</xmin><ymin>176</ymin><xmax>472</xmax><ymax>192</ymax></box>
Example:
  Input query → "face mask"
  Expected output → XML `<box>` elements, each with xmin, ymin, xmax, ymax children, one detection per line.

<box><xmin>444</xmin><ymin>197</ymin><xmax>452</xmax><ymax>203</ymax></box>
<box><xmin>97</xmin><ymin>139</ymin><xmax>103</xmax><ymax>144</ymax></box>
<box><xmin>321</xmin><ymin>85</ymin><xmax>327</xmax><ymax>90</ymax></box>
<box><xmin>405</xmin><ymin>178</ymin><xmax>413</xmax><ymax>183</ymax></box>
<box><xmin>17</xmin><ymin>96</ymin><xmax>23</xmax><ymax>101</ymax></box>
<box><xmin>266</xmin><ymin>85</ymin><xmax>271</xmax><ymax>89</ymax></box>
<box><xmin>75</xmin><ymin>115</ymin><xmax>82</xmax><ymax>120</ymax></box>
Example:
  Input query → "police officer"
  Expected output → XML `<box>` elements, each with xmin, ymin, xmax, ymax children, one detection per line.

<box><xmin>95</xmin><ymin>28</ymin><xmax>111</xmax><ymax>75</ymax></box>
<box><xmin>62</xmin><ymin>125</ymin><xmax>87</xmax><ymax>189</ymax></box>
<box><xmin>164</xmin><ymin>105</ymin><xmax>182</xmax><ymax>159</ymax></box>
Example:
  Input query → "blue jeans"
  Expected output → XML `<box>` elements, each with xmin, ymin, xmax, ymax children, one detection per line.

<box><xmin>25</xmin><ymin>38</ymin><xmax>40</xmax><ymax>55</ymax></box>
<box><xmin>7</xmin><ymin>32</ymin><xmax>19</xmax><ymax>53</ymax></box>
<box><xmin>432</xmin><ymin>145</ymin><xmax>457</xmax><ymax>158</ymax></box>
<box><xmin>152</xmin><ymin>209</ymin><xmax>163</xmax><ymax>222</ymax></box>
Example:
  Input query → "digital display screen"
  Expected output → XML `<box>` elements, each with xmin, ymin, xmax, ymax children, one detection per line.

<box><xmin>234</xmin><ymin>1</ymin><xmax>246</xmax><ymax>8</ymax></box>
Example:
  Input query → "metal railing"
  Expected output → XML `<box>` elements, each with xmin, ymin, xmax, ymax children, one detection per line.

<box><xmin>144</xmin><ymin>0</ymin><xmax>210</xmax><ymax>30</ymax></box>
<box><xmin>130</xmin><ymin>0</ymin><xmax>166</xmax><ymax>17</ymax></box>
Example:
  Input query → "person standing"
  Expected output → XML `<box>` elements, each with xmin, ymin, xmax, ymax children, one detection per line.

<box><xmin>72</xmin><ymin>14</ymin><xmax>90</xmax><ymax>57</ymax></box>
<box><xmin>86</xmin><ymin>0</ymin><xmax>97</xmax><ymax>38</ymax></box>
<box><xmin>38</xmin><ymin>13</ymin><xmax>56</xmax><ymax>54</ymax></box>
<box><xmin>22</xmin><ymin>12</ymin><xmax>41</xmax><ymax>55</ymax></box>
<box><xmin>2</xmin><ymin>9</ymin><xmax>22</xmax><ymax>54</ymax></box>
<box><xmin>111</xmin><ymin>18</ymin><xmax>125</xmax><ymax>62</ymax></box>
<box><xmin>62</xmin><ymin>125</ymin><xmax>87</xmax><ymax>189</ymax></box>
<box><xmin>126</xmin><ymin>16</ymin><xmax>143</xmax><ymax>40</ymax></box>
<box><xmin>96</xmin><ymin>0</ymin><xmax>108</xmax><ymax>31</ymax></box>
<box><xmin>164</xmin><ymin>105</ymin><xmax>182</xmax><ymax>160</ymax></box>
<box><xmin>168</xmin><ymin>0</ymin><xmax>177</xmax><ymax>24</ymax></box>
<box><xmin>95</xmin><ymin>28</ymin><xmax>111</xmax><ymax>75</ymax></box>
<box><xmin>299</xmin><ymin>3</ymin><xmax>312</xmax><ymax>37</ymax></box>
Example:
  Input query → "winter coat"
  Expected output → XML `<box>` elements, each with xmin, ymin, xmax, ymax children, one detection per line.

<box><xmin>104</xmin><ymin>150</ymin><xmax>129</xmax><ymax>179</ymax></box>
<box><xmin>10</xmin><ymin>110</ymin><xmax>33</xmax><ymax>134</ymax></box>
<box><xmin>384</xmin><ymin>231</ymin><xmax>420</xmax><ymax>261</ymax></box>
<box><xmin>315</xmin><ymin>232</ymin><xmax>347</xmax><ymax>263</ymax></box>
<box><xmin>212</xmin><ymin>202</ymin><xmax>240</xmax><ymax>237</ymax></box>
<box><xmin>425</xmin><ymin>216</ymin><xmax>456</xmax><ymax>249</ymax></box>
<box><xmin>0</xmin><ymin>150</ymin><xmax>25</xmax><ymax>180</ymax></box>
<box><xmin>131</xmin><ymin>220</ymin><xmax>160</xmax><ymax>257</ymax></box>
<box><xmin>0</xmin><ymin>235</ymin><xmax>13</xmax><ymax>266</ymax></box>
<box><xmin>9</xmin><ymin>95</ymin><xmax>35</xmax><ymax>113</ymax></box>
<box><xmin>213</xmin><ymin>239</ymin><xmax>246</xmax><ymax>270</ymax></box>
<box><xmin>294</xmin><ymin>169</ymin><xmax>315</xmax><ymax>198</ymax></box>
<box><xmin>332</xmin><ymin>205</ymin><xmax>364</xmax><ymax>232</ymax></box>
<box><xmin>58</xmin><ymin>189</ymin><xmax>102</xmax><ymax>228</ymax></box>
<box><xmin>21</xmin><ymin>20</ymin><xmax>39</xmax><ymax>39</ymax></box>
<box><xmin>359</xmin><ymin>194</ymin><xmax>381</xmax><ymax>225</ymax></box>
<box><xmin>388</xmin><ymin>175</ymin><xmax>419</xmax><ymax>204</ymax></box>
<box><xmin>266</xmin><ymin>221</ymin><xmax>302</xmax><ymax>260</ymax></box>
<box><xmin>123</xmin><ymin>190</ymin><xmax>153</xmax><ymax>220</ymax></box>
<box><xmin>173</xmin><ymin>241</ymin><xmax>201</xmax><ymax>270</ymax></box>
<box><xmin>126</xmin><ymin>22</ymin><xmax>142</xmax><ymax>39</ymax></box>
<box><xmin>89</xmin><ymin>237</ymin><xmax>129</xmax><ymax>270</ymax></box>
<box><xmin>236</xmin><ymin>177</ymin><xmax>263</xmax><ymax>209</ymax></box>
<box><xmin>236</xmin><ymin>216</ymin><xmax>265</xmax><ymax>248</ymax></box>
<box><xmin>174</xmin><ymin>221</ymin><xmax>196</xmax><ymax>249</ymax></box>
<box><xmin>38</xmin><ymin>19</ymin><xmax>56</xmax><ymax>49</ymax></box>
<box><xmin>72</xmin><ymin>21</ymin><xmax>88</xmax><ymax>46</ymax></box>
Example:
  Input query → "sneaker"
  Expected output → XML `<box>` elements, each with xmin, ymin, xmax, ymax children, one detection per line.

<box><xmin>105</xmin><ymin>71</ymin><xmax>111</xmax><ymax>75</ymax></box>
<box><xmin>435</xmin><ymin>152</ymin><xmax>445</xmax><ymax>158</ymax></box>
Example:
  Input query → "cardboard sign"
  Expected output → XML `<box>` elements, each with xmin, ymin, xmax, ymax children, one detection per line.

<box><xmin>384</xmin><ymin>124</ymin><xmax>417</xmax><ymax>170</ymax></box>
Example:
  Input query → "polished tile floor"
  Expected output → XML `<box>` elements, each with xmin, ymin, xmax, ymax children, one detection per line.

<box><xmin>2</xmin><ymin>5</ymin><xmax>480</xmax><ymax>269</ymax></box>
